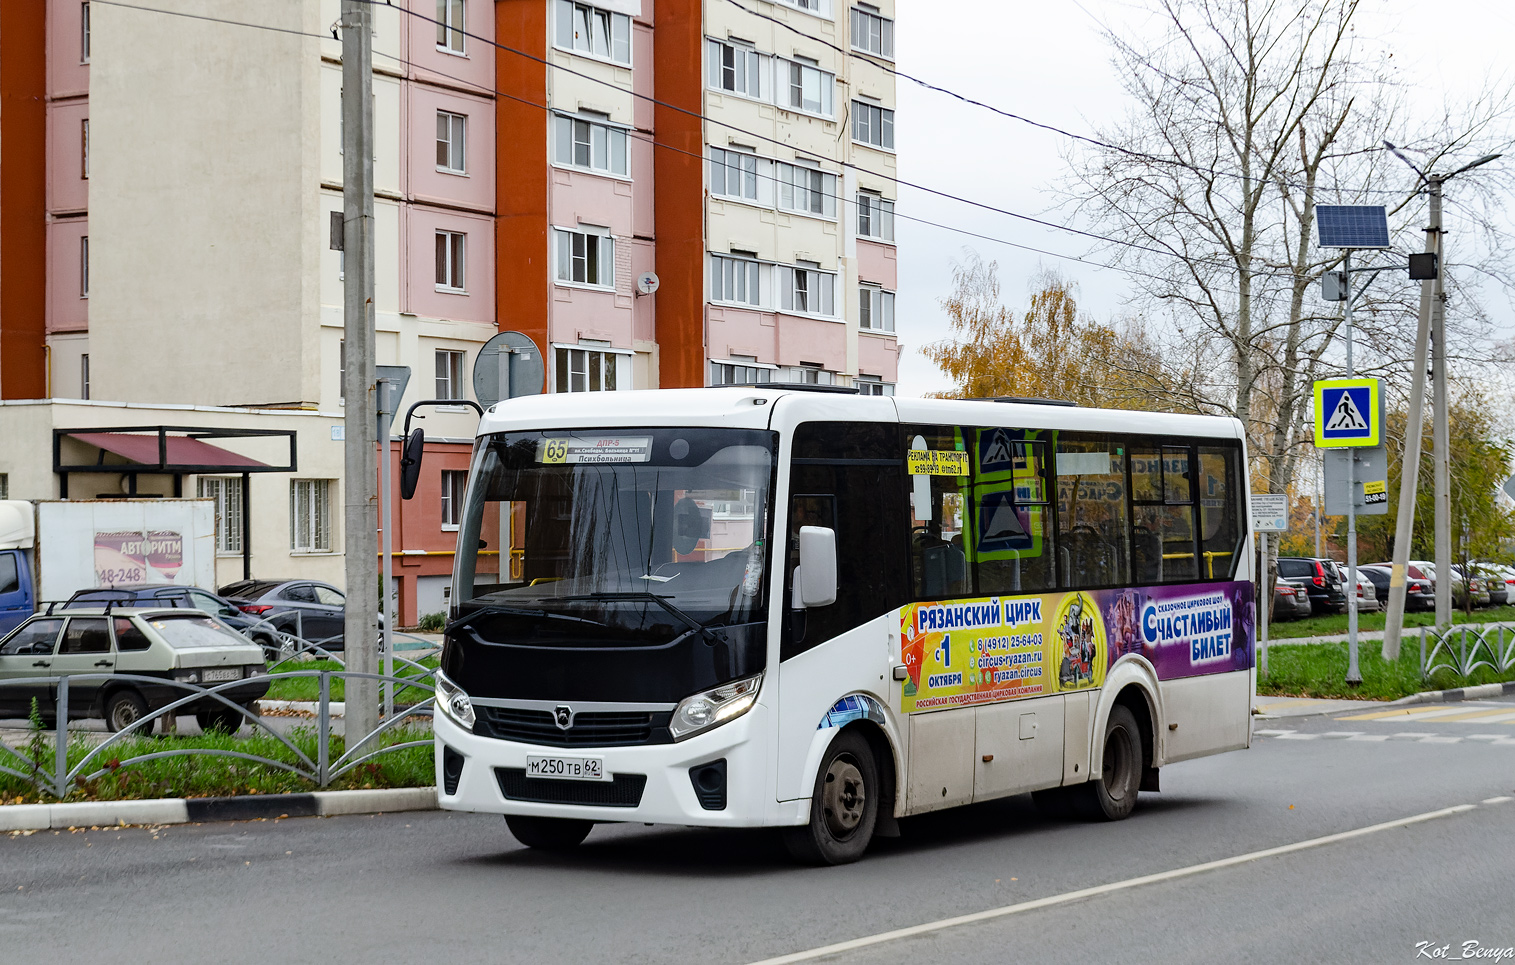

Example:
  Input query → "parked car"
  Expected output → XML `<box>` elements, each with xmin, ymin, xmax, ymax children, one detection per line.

<box><xmin>217</xmin><ymin>579</ymin><xmax>380</xmax><ymax>650</ymax></box>
<box><xmin>1271</xmin><ymin>579</ymin><xmax>1314</xmax><ymax>620</ymax></box>
<box><xmin>64</xmin><ymin>584</ymin><xmax>284</xmax><ymax>661</ymax></box>
<box><xmin>1449</xmin><ymin>565</ymin><xmax>1494</xmax><ymax>608</ymax></box>
<box><xmin>1464</xmin><ymin>563</ymin><xmax>1509</xmax><ymax>607</ymax></box>
<box><xmin>1475</xmin><ymin>562</ymin><xmax>1515</xmax><ymax>606</ymax></box>
<box><xmin>1357</xmin><ymin>564</ymin><xmax>1435</xmax><ymax>611</ymax></box>
<box><xmin>1275</xmin><ymin>557</ymin><xmax>1347</xmax><ymax>614</ymax></box>
<box><xmin>0</xmin><ymin>607</ymin><xmax>269</xmax><ymax>732</ymax></box>
<box><xmin>1352</xmin><ymin>574</ymin><xmax>1380</xmax><ymax>613</ymax></box>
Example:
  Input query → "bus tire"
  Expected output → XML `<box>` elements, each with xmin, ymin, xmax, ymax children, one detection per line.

<box><xmin>1072</xmin><ymin>704</ymin><xmax>1142</xmax><ymax>821</ymax></box>
<box><xmin>783</xmin><ymin>729</ymin><xmax>879</xmax><ymax>866</ymax></box>
<box><xmin>505</xmin><ymin>815</ymin><xmax>592</xmax><ymax>851</ymax></box>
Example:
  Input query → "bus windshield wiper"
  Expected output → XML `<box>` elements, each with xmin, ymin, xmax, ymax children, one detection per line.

<box><xmin>553</xmin><ymin>592</ymin><xmax>721</xmax><ymax>645</ymax></box>
<box><xmin>445</xmin><ymin>604</ymin><xmax>606</xmax><ymax>636</ymax></box>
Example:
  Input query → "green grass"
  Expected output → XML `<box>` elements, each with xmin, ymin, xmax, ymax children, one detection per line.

<box><xmin>0</xmin><ymin>724</ymin><xmax>434</xmax><ymax>805</ymax></box>
<box><xmin>1259</xmin><ymin>634</ymin><xmax>1515</xmax><ymax>701</ymax></box>
<box><xmin>261</xmin><ymin>657</ymin><xmax>439</xmax><ymax>704</ymax></box>
<box><xmin>1268</xmin><ymin>604</ymin><xmax>1515</xmax><ymax>639</ymax></box>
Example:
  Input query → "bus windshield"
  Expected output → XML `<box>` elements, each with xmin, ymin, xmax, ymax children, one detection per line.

<box><xmin>453</xmin><ymin>427</ymin><xmax>778</xmax><ymax>649</ymax></box>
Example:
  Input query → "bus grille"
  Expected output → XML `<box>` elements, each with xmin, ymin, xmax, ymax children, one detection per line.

<box><xmin>474</xmin><ymin>707</ymin><xmax>672</xmax><ymax>747</ymax></box>
<box><xmin>495</xmin><ymin>768</ymin><xmax>647</xmax><ymax>808</ymax></box>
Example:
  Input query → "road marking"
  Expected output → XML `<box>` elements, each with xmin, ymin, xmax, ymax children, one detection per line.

<box><xmin>742</xmin><ymin>805</ymin><xmax>1479</xmax><ymax>965</ymax></box>
<box><xmin>1420</xmin><ymin>710</ymin><xmax>1515</xmax><ymax>723</ymax></box>
<box><xmin>1254</xmin><ymin>730</ymin><xmax>1296</xmax><ymax>737</ymax></box>
<box><xmin>1336</xmin><ymin>706</ymin><xmax>1500</xmax><ymax>722</ymax></box>
<box><xmin>1346</xmin><ymin>735</ymin><xmax>1390</xmax><ymax>741</ymax></box>
<box><xmin>1483</xmin><ymin>796</ymin><xmax>1513</xmax><ymax>804</ymax></box>
<box><xmin>1392</xmin><ymin>732</ymin><xmax>1438</xmax><ymax>739</ymax></box>
<box><xmin>1274</xmin><ymin>733</ymin><xmax>1319</xmax><ymax>740</ymax></box>
<box><xmin>1417</xmin><ymin>736</ymin><xmax>1463</xmax><ymax>744</ymax></box>
<box><xmin>1320</xmin><ymin>732</ymin><xmax>1364</xmax><ymax>738</ymax></box>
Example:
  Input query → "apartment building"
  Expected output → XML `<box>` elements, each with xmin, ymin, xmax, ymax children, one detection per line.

<box><xmin>0</xmin><ymin>0</ymin><xmax>899</xmax><ymax>622</ymax></box>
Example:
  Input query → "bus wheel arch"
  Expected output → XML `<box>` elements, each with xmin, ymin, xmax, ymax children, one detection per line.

<box><xmin>846</xmin><ymin>720</ymin><xmax>901</xmax><ymax>837</ymax></box>
<box><xmin>1112</xmin><ymin>684</ymin><xmax>1159</xmax><ymax>792</ymax></box>
<box><xmin>784</xmin><ymin>723</ymin><xmax>891</xmax><ymax>865</ymax></box>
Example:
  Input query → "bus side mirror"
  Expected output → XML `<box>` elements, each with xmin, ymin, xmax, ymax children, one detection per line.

<box><xmin>794</xmin><ymin>526</ymin><xmax>837</xmax><ymax>608</ymax></box>
<box><xmin>400</xmin><ymin>428</ymin><xmax>425</xmax><ymax>500</ymax></box>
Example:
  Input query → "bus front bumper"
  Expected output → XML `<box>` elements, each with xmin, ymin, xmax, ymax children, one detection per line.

<box><xmin>432</xmin><ymin>703</ymin><xmax>797</xmax><ymax>827</ymax></box>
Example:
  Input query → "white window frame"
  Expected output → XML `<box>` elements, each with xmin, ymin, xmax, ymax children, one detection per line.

<box><xmin>82</xmin><ymin>119</ymin><xmax>89</xmax><ymax>179</ymax></box>
<box><xmin>856</xmin><ymin>191</ymin><xmax>895</xmax><ymax>242</ymax></box>
<box><xmin>199</xmin><ymin>477</ymin><xmax>244</xmax><ymax>555</ymax></box>
<box><xmin>707</xmin><ymin>39</ymin><xmax>770</xmax><ymax>101</ymax></box>
<box><xmin>435</xmin><ymin>348</ymin><xmax>466</xmax><ymax>401</ymax></box>
<box><xmin>437</xmin><ymin>0</ymin><xmax>466</xmax><ymax>55</ymax></box>
<box><xmin>80</xmin><ymin>236</ymin><xmax>89</xmax><ymax>297</ymax></box>
<box><xmin>81</xmin><ymin>2</ymin><xmax>90</xmax><ymax>63</ymax></box>
<box><xmin>777</xmin><ymin>364</ymin><xmax>836</xmax><ymax>385</ymax></box>
<box><xmin>779</xmin><ymin>262</ymin><xmax>837</xmax><ymax>317</ymax></box>
<box><xmin>854</xmin><ymin>375</ymin><xmax>895</xmax><ymax>396</ymax></box>
<box><xmin>859</xmin><ymin>284</ymin><xmax>895</xmax><ymax>333</ymax></box>
<box><xmin>435</xmin><ymin>230</ymin><xmax>467</xmax><ymax>293</ymax></box>
<box><xmin>440</xmin><ymin>470</ymin><xmax>466</xmax><ymax>530</ymax></box>
<box><xmin>709</xmin><ymin>146</ymin><xmax>762</xmax><ymax>203</ymax></box>
<box><xmin>80</xmin><ymin>354</ymin><xmax>90</xmax><ymax>400</ymax></box>
<box><xmin>709</xmin><ymin>254</ymin><xmax>766</xmax><ymax>308</ymax></box>
<box><xmin>852</xmin><ymin>100</ymin><xmax>895</xmax><ymax>151</ymax></box>
<box><xmin>553</xmin><ymin>0</ymin><xmax>632</xmax><ymax>65</ymax></box>
<box><xmin>776</xmin><ymin>161</ymin><xmax>837</xmax><ymax>219</ymax></box>
<box><xmin>553</xmin><ymin>226</ymin><xmax>616</xmax><ymax>290</ymax></box>
<box><xmin>552</xmin><ymin>111</ymin><xmax>629</xmax><ymax>178</ymax></box>
<box><xmin>780</xmin><ymin>58</ymin><xmax>835</xmax><ymax>118</ymax></box>
<box><xmin>436</xmin><ymin>110</ymin><xmax>467</xmax><ymax>174</ymax></box>
<box><xmin>710</xmin><ymin>357</ymin><xmax>776</xmax><ymax>387</ymax></box>
<box><xmin>850</xmin><ymin>6</ymin><xmax>895</xmax><ymax>60</ymax></box>
<box><xmin>773</xmin><ymin>0</ymin><xmax>833</xmax><ymax>17</ymax></box>
<box><xmin>552</xmin><ymin>343</ymin><xmax>630</xmax><ymax>393</ymax></box>
<box><xmin>289</xmin><ymin>479</ymin><xmax>335</xmax><ymax>554</ymax></box>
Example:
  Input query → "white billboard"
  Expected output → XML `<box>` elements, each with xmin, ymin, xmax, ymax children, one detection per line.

<box><xmin>34</xmin><ymin>499</ymin><xmax>217</xmax><ymax>601</ymax></box>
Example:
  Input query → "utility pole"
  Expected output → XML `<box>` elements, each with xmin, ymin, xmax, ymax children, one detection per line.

<box><xmin>1429</xmin><ymin>175</ymin><xmax>1452</xmax><ymax>627</ymax></box>
<box><xmin>341</xmin><ymin>0</ymin><xmax>379</xmax><ymax>749</ymax></box>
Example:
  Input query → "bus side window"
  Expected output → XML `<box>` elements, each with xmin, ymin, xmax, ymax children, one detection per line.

<box><xmin>972</xmin><ymin>434</ymin><xmax>1055</xmax><ymax>595</ymax></box>
<box><xmin>782</xmin><ymin>422</ymin><xmax>910</xmax><ymax>661</ymax></box>
<box><xmin>1198</xmin><ymin>444</ymin><xmax>1243</xmax><ymax>580</ymax></box>
<box><xmin>906</xmin><ymin>426</ymin><xmax>970</xmax><ymax>599</ymax></box>
<box><xmin>1055</xmin><ymin>435</ymin><xmax>1130</xmax><ymax>588</ymax></box>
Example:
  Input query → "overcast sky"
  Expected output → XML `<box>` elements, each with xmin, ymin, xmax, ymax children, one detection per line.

<box><xmin>892</xmin><ymin>0</ymin><xmax>1515</xmax><ymax>398</ymax></box>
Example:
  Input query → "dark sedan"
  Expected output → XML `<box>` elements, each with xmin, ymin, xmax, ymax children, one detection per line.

<box><xmin>1357</xmin><ymin>565</ymin><xmax>1435</xmax><ymax>611</ymax></box>
<box><xmin>218</xmin><ymin>579</ymin><xmax>380</xmax><ymax>651</ymax></box>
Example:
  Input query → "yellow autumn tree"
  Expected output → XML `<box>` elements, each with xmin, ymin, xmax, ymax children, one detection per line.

<box><xmin>923</xmin><ymin>255</ymin><xmax>1176</xmax><ymax>410</ymax></box>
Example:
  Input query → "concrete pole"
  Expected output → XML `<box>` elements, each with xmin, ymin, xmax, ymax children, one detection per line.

<box><xmin>1382</xmin><ymin>183</ymin><xmax>1438</xmax><ymax>662</ymax></box>
<box><xmin>1430</xmin><ymin>178</ymin><xmax>1451</xmax><ymax>627</ymax></box>
<box><xmin>341</xmin><ymin>0</ymin><xmax>379</xmax><ymax>749</ymax></box>
<box><xmin>1343</xmin><ymin>250</ymin><xmax>1361</xmax><ymax>685</ymax></box>
<box><xmin>379</xmin><ymin>379</ymin><xmax>395</xmax><ymax>721</ymax></box>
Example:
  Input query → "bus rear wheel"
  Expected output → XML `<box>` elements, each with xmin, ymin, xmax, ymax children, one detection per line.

<box><xmin>505</xmin><ymin>815</ymin><xmax>593</xmax><ymax>851</ymax></box>
<box><xmin>783</xmin><ymin>729</ymin><xmax>879</xmax><ymax>866</ymax></box>
<box><xmin>1072</xmin><ymin>704</ymin><xmax>1142</xmax><ymax>821</ymax></box>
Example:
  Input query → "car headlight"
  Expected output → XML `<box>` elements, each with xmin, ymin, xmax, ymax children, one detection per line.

<box><xmin>435</xmin><ymin>672</ymin><xmax>476</xmax><ymax>730</ymax></box>
<box><xmin>670</xmin><ymin>674</ymin><xmax>762</xmax><ymax>741</ymax></box>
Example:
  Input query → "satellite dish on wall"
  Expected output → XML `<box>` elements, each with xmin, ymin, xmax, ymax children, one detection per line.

<box><xmin>635</xmin><ymin>271</ymin><xmax>660</xmax><ymax>296</ymax></box>
<box><xmin>473</xmin><ymin>331</ymin><xmax>545</xmax><ymax>408</ymax></box>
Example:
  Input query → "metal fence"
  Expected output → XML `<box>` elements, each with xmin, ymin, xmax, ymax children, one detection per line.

<box><xmin>1420</xmin><ymin>622</ymin><xmax>1515</xmax><ymax>681</ymax></box>
<box><xmin>0</xmin><ymin>640</ymin><xmax>438</xmax><ymax>801</ymax></box>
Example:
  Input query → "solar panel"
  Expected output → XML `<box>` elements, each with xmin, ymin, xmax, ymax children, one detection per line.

<box><xmin>1316</xmin><ymin>205</ymin><xmax>1390</xmax><ymax>248</ymax></box>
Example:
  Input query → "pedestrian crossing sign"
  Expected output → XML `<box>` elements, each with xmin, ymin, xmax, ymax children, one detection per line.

<box><xmin>1314</xmin><ymin>378</ymin><xmax>1381</xmax><ymax>448</ymax></box>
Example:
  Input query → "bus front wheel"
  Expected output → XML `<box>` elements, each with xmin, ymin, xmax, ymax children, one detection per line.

<box><xmin>783</xmin><ymin>729</ymin><xmax>879</xmax><ymax>865</ymax></box>
<box><xmin>1072</xmin><ymin>704</ymin><xmax>1142</xmax><ymax>821</ymax></box>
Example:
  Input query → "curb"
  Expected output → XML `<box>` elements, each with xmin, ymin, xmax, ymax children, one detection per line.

<box><xmin>1</xmin><ymin>786</ymin><xmax>437</xmax><ymax>833</ymax></box>
<box><xmin>1391</xmin><ymin>681</ymin><xmax>1515</xmax><ymax>706</ymax></box>
<box><xmin>257</xmin><ymin>699</ymin><xmax>346</xmax><ymax>717</ymax></box>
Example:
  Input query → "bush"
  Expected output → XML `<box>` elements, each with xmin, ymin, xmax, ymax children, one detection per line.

<box><xmin>417</xmin><ymin>611</ymin><xmax>446</xmax><ymax>632</ymax></box>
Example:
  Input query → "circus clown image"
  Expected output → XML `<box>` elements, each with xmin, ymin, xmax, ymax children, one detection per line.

<box><xmin>1053</xmin><ymin>591</ymin><xmax>1106</xmax><ymax>690</ymax></box>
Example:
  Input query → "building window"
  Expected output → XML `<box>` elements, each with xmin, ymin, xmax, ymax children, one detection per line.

<box><xmin>780</xmin><ymin>262</ymin><xmax>835</xmax><ymax>316</ymax></box>
<box><xmin>711</xmin><ymin>357</ymin><xmax>773</xmax><ymax>386</ymax></box>
<box><xmin>290</xmin><ymin>479</ymin><xmax>334</xmax><ymax>553</ymax></box>
<box><xmin>80</xmin><ymin>237</ymin><xmax>89</xmax><ymax>297</ymax></box>
<box><xmin>552</xmin><ymin>112</ymin><xmax>628</xmax><ymax>176</ymax></box>
<box><xmin>857</xmin><ymin>192</ymin><xmax>895</xmax><ymax>241</ymax></box>
<box><xmin>435</xmin><ymin>349</ymin><xmax>465</xmax><ymax>400</ymax></box>
<box><xmin>440</xmin><ymin>470</ymin><xmax>466</xmax><ymax>529</ymax></box>
<box><xmin>554</xmin><ymin>227</ymin><xmax>615</xmax><ymax>288</ymax></box>
<box><xmin>777</xmin><ymin>364</ymin><xmax>835</xmax><ymax>385</ymax></box>
<box><xmin>80</xmin><ymin>354</ymin><xmax>90</xmax><ymax>400</ymax></box>
<box><xmin>854</xmin><ymin>375</ymin><xmax>894</xmax><ymax>396</ymax></box>
<box><xmin>199</xmin><ymin>477</ymin><xmax>244</xmax><ymax>554</ymax></box>
<box><xmin>707</xmin><ymin>39</ymin><xmax>769</xmax><ymax>99</ymax></box>
<box><xmin>782</xmin><ymin>59</ymin><xmax>834</xmax><ymax>116</ymax></box>
<box><xmin>852</xmin><ymin>100</ymin><xmax>895</xmax><ymax>151</ymax></box>
<box><xmin>435</xmin><ymin>230</ymin><xmax>466</xmax><ymax>292</ymax></box>
<box><xmin>81</xmin><ymin>2</ymin><xmax>90</xmax><ymax>63</ymax></box>
<box><xmin>555</xmin><ymin>346</ymin><xmax>621</xmax><ymax>392</ymax></box>
<box><xmin>0</xmin><ymin>474</ymin><xmax>8</xmax><ymax>500</ymax></box>
<box><xmin>710</xmin><ymin>147</ymin><xmax>759</xmax><ymax>202</ymax></box>
<box><xmin>776</xmin><ymin>0</ymin><xmax>831</xmax><ymax>14</ymax></box>
<box><xmin>710</xmin><ymin>254</ymin><xmax>763</xmax><ymax>307</ymax></box>
<box><xmin>436</xmin><ymin>111</ymin><xmax>467</xmax><ymax>173</ymax></box>
<box><xmin>850</xmin><ymin>6</ymin><xmax>894</xmax><ymax>59</ymax></box>
<box><xmin>338</xmin><ymin>339</ymin><xmax>345</xmax><ymax>403</ymax></box>
<box><xmin>859</xmin><ymin>285</ymin><xmax>895</xmax><ymax>332</ymax></box>
<box><xmin>82</xmin><ymin>120</ymin><xmax>89</xmax><ymax>179</ymax></box>
<box><xmin>776</xmin><ymin>161</ymin><xmax>837</xmax><ymax>218</ymax></box>
<box><xmin>437</xmin><ymin>0</ymin><xmax>466</xmax><ymax>54</ymax></box>
<box><xmin>554</xmin><ymin>1</ymin><xmax>631</xmax><ymax>64</ymax></box>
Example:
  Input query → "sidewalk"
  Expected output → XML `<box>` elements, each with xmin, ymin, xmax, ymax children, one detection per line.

<box><xmin>1265</xmin><ymin>620</ymin><xmax>1515</xmax><ymax>648</ymax></box>
<box><xmin>1252</xmin><ymin>695</ymin><xmax>1385</xmax><ymax>718</ymax></box>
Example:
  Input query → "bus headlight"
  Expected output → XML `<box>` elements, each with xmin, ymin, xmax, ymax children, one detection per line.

<box><xmin>670</xmin><ymin>674</ymin><xmax>761</xmax><ymax>741</ymax></box>
<box><xmin>435</xmin><ymin>672</ymin><xmax>476</xmax><ymax>730</ymax></box>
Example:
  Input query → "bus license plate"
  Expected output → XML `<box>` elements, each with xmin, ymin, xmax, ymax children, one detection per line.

<box><xmin>525</xmin><ymin>755</ymin><xmax>607</xmax><ymax>782</ymax></box>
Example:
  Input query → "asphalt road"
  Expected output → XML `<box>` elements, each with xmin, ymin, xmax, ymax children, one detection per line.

<box><xmin>3</xmin><ymin>696</ymin><xmax>1513</xmax><ymax>965</ymax></box>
